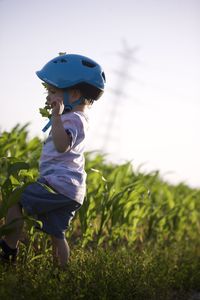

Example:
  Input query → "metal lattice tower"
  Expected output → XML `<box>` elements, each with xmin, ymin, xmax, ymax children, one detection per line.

<box><xmin>102</xmin><ymin>40</ymin><xmax>139</xmax><ymax>152</ymax></box>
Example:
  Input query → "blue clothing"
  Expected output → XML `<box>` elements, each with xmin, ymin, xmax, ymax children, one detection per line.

<box><xmin>20</xmin><ymin>178</ymin><xmax>81</xmax><ymax>239</ymax></box>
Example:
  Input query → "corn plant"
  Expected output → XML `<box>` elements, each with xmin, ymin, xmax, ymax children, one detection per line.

<box><xmin>0</xmin><ymin>125</ymin><xmax>199</xmax><ymax>253</ymax></box>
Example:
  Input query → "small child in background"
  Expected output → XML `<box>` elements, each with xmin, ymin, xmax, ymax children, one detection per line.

<box><xmin>0</xmin><ymin>53</ymin><xmax>106</xmax><ymax>267</ymax></box>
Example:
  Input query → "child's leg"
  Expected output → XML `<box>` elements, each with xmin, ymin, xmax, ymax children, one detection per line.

<box><xmin>4</xmin><ymin>203</ymin><xmax>24</xmax><ymax>249</ymax></box>
<box><xmin>51</xmin><ymin>235</ymin><xmax>70</xmax><ymax>267</ymax></box>
<box><xmin>0</xmin><ymin>203</ymin><xmax>23</xmax><ymax>262</ymax></box>
<box><xmin>51</xmin><ymin>236</ymin><xmax>59</xmax><ymax>265</ymax></box>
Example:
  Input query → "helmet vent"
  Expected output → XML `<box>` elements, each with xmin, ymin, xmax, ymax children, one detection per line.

<box><xmin>82</xmin><ymin>60</ymin><xmax>96</xmax><ymax>68</ymax></box>
<box><xmin>53</xmin><ymin>59</ymin><xmax>67</xmax><ymax>64</ymax></box>
<box><xmin>102</xmin><ymin>72</ymin><xmax>106</xmax><ymax>82</ymax></box>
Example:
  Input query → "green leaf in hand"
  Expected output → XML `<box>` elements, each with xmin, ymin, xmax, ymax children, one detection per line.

<box><xmin>39</xmin><ymin>104</ymin><xmax>51</xmax><ymax>118</ymax></box>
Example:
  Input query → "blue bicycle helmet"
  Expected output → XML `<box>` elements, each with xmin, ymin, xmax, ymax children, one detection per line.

<box><xmin>36</xmin><ymin>54</ymin><xmax>106</xmax><ymax>100</ymax></box>
<box><xmin>36</xmin><ymin>53</ymin><xmax>106</xmax><ymax>132</ymax></box>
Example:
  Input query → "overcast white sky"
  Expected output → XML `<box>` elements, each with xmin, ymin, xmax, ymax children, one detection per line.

<box><xmin>0</xmin><ymin>0</ymin><xmax>199</xmax><ymax>188</ymax></box>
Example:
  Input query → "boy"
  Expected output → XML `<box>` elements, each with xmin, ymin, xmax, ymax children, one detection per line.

<box><xmin>0</xmin><ymin>53</ymin><xmax>106</xmax><ymax>267</ymax></box>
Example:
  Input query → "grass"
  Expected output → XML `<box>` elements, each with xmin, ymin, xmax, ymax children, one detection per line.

<box><xmin>0</xmin><ymin>242</ymin><xmax>199</xmax><ymax>300</ymax></box>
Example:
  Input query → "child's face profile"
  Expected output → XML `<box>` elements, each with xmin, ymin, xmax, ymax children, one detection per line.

<box><xmin>46</xmin><ymin>84</ymin><xmax>64</xmax><ymax>107</ymax></box>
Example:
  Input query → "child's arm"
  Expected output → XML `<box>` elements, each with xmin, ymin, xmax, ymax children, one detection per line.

<box><xmin>50</xmin><ymin>98</ymin><xmax>71</xmax><ymax>153</ymax></box>
<box><xmin>51</xmin><ymin>115</ymin><xmax>71</xmax><ymax>153</ymax></box>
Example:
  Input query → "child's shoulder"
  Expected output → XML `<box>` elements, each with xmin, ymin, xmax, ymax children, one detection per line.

<box><xmin>62</xmin><ymin>111</ymin><xmax>89</xmax><ymax>123</ymax></box>
<box><xmin>61</xmin><ymin>112</ymin><xmax>89</xmax><ymax>133</ymax></box>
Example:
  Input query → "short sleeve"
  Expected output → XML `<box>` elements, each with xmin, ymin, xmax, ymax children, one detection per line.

<box><xmin>62</xmin><ymin>117</ymin><xmax>80</xmax><ymax>149</ymax></box>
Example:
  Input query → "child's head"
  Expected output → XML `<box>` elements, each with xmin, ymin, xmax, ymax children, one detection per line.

<box><xmin>45</xmin><ymin>83</ymin><xmax>82</xmax><ymax>105</ymax></box>
<box><xmin>37</xmin><ymin>54</ymin><xmax>106</xmax><ymax>111</ymax></box>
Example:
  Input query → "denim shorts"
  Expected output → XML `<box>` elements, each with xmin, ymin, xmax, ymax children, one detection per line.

<box><xmin>20</xmin><ymin>178</ymin><xmax>81</xmax><ymax>239</ymax></box>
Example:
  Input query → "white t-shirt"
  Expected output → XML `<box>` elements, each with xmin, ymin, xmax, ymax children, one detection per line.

<box><xmin>39</xmin><ymin>111</ymin><xmax>89</xmax><ymax>204</ymax></box>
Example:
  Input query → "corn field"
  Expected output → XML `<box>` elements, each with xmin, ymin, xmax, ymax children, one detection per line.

<box><xmin>0</xmin><ymin>124</ymin><xmax>199</xmax><ymax>250</ymax></box>
<box><xmin>0</xmin><ymin>124</ymin><xmax>200</xmax><ymax>300</ymax></box>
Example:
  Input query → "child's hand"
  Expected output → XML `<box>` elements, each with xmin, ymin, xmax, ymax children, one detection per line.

<box><xmin>39</xmin><ymin>95</ymin><xmax>65</xmax><ymax>118</ymax></box>
<box><xmin>49</xmin><ymin>95</ymin><xmax>65</xmax><ymax>117</ymax></box>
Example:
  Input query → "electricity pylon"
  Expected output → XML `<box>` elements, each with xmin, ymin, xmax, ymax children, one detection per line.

<box><xmin>102</xmin><ymin>40</ymin><xmax>139</xmax><ymax>152</ymax></box>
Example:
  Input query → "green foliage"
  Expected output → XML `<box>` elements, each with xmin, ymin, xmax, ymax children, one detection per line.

<box><xmin>0</xmin><ymin>124</ymin><xmax>199</xmax><ymax>298</ymax></box>
<box><xmin>0</xmin><ymin>245</ymin><xmax>199</xmax><ymax>300</ymax></box>
<box><xmin>39</xmin><ymin>83</ymin><xmax>51</xmax><ymax>118</ymax></box>
<box><xmin>0</xmin><ymin>124</ymin><xmax>200</xmax><ymax>248</ymax></box>
<box><xmin>70</xmin><ymin>152</ymin><xmax>200</xmax><ymax>249</ymax></box>
<box><xmin>39</xmin><ymin>104</ymin><xmax>52</xmax><ymax>118</ymax></box>
<box><xmin>0</xmin><ymin>124</ymin><xmax>41</xmax><ymax>236</ymax></box>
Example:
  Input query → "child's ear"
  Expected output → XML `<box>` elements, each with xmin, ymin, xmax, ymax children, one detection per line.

<box><xmin>72</xmin><ymin>89</ymin><xmax>81</xmax><ymax>99</ymax></box>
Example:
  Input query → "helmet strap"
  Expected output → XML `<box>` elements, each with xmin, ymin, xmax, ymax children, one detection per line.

<box><xmin>63</xmin><ymin>90</ymin><xmax>84</xmax><ymax>111</ymax></box>
<box><xmin>41</xmin><ymin>91</ymin><xmax>84</xmax><ymax>132</ymax></box>
<box><xmin>42</xmin><ymin>119</ymin><xmax>52</xmax><ymax>132</ymax></box>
